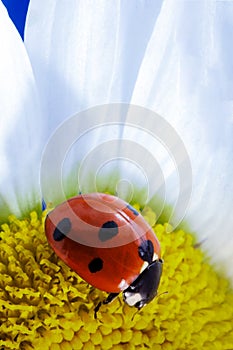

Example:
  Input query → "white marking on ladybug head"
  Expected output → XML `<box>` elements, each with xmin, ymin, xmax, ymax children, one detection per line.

<box><xmin>123</xmin><ymin>291</ymin><xmax>142</xmax><ymax>307</ymax></box>
<box><xmin>140</xmin><ymin>261</ymin><xmax>148</xmax><ymax>273</ymax></box>
<box><xmin>118</xmin><ymin>279</ymin><xmax>129</xmax><ymax>291</ymax></box>
<box><xmin>153</xmin><ymin>253</ymin><xmax>159</xmax><ymax>262</ymax></box>
<box><xmin>140</xmin><ymin>253</ymin><xmax>159</xmax><ymax>273</ymax></box>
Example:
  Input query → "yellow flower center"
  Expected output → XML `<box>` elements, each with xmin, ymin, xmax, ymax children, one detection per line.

<box><xmin>0</xmin><ymin>207</ymin><xmax>232</xmax><ymax>350</ymax></box>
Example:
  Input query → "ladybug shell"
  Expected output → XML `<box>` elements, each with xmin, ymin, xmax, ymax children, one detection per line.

<box><xmin>45</xmin><ymin>193</ymin><xmax>161</xmax><ymax>293</ymax></box>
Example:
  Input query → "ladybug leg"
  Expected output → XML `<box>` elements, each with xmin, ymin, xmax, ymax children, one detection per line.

<box><xmin>94</xmin><ymin>292</ymin><xmax>119</xmax><ymax>319</ymax></box>
<box><xmin>103</xmin><ymin>292</ymin><xmax>119</xmax><ymax>304</ymax></box>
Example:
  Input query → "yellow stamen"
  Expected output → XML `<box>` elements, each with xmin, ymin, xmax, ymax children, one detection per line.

<box><xmin>0</xmin><ymin>208</ymin><xmax>232</xmax><ymax>349</ymax></box>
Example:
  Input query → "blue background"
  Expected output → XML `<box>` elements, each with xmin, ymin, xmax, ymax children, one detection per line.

<box><xmin>2</xmin><ymin>0</ymin><xmax>30</xmax><ymax>39</ymax></box>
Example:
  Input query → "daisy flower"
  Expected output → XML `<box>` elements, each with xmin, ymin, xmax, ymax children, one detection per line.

<box><xmin>0</xmin><ymin>1</ymin><xmax>233</xmax><ymax>349</ymax></box>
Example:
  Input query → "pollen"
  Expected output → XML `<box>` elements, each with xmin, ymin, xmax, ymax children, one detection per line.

<box><xmin>0</xmin><ymin>208</ymin><xmax>232</xmax><ymax>350</ymax></box>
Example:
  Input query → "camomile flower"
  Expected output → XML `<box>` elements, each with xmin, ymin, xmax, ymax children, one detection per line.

<box><xmin>0</xmin><ymin>1</ymin><xmax>233</xmax><ymax>350</ymax></box>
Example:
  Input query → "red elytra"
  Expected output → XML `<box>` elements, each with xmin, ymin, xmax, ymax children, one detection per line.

<box><xmin>45</xmin><ymin>193</ymin><xmax>163</xmax><ymax>316</ymax></box>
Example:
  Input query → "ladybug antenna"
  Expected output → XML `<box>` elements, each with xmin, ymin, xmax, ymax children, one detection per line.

<box><xmin>157</xmin><ymin>291</ymin><xmax>168</xmax><ymax>298</ymax></box>
<box><xmin>131</xmin><ymin>308</ymin><xmax>140</xmax><ymax>322</ymax></box>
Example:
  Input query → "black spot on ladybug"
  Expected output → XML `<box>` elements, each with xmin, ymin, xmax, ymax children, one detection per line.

<box><xmin>53</xmin><ymin>218</ymin><xmax>72</xmax><ymax>241</ymax></box>
<box><xmin>88</xmin><ymin>257</ymin><xmax>103</xmax><ymax>273</ymax></box>
<box><xmin>99</xmin><ymin>221</ymin><xmax>119</xmax><ymax>242</ymax></box>
<box><xmin>126</xmin><ymin>204</ymin><xmax>139</xmax><ymax>216</ymax></box>
<box><xmin>138</xmin><ymin>239</ymin><xmax>154</xmax><ymax>264</ymax></box>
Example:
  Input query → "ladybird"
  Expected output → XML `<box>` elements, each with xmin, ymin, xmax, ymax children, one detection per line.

<box><xmin>45</xmin><ymin>193</ymin><xmax>163</xmax><ymax>317</ymax></box>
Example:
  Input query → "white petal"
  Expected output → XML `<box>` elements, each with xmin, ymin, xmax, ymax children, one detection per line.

<box><xmin>25</xmin><ymin>0</ymin><xmax>163</xmax><ymax>129</ymax></box>
<box><xmin>0</xmin><ymin>3</ymin><xmax>43</xmax><ymax>220</ymax></box>
<box><xmin>24</xmin><ymin>0</ymin><xmax>164</xmax><ymax>206</ymax></box>
<box><xmin>131</xmin><ymin>1</ymin><xmax>233</xmax><ymax>279</ymax></box>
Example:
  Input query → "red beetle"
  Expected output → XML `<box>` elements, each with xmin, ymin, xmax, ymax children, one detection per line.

<box><xmin>45</xmin><ymin>193</ymin><xmax>163</xmax><ymax>317</ymax></box>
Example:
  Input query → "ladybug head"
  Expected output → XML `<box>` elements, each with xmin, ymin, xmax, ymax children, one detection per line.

<box><xmin>123</xmin><ymin>259</ymin><xmax>163</xmax><ymax>309</ymax></box>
